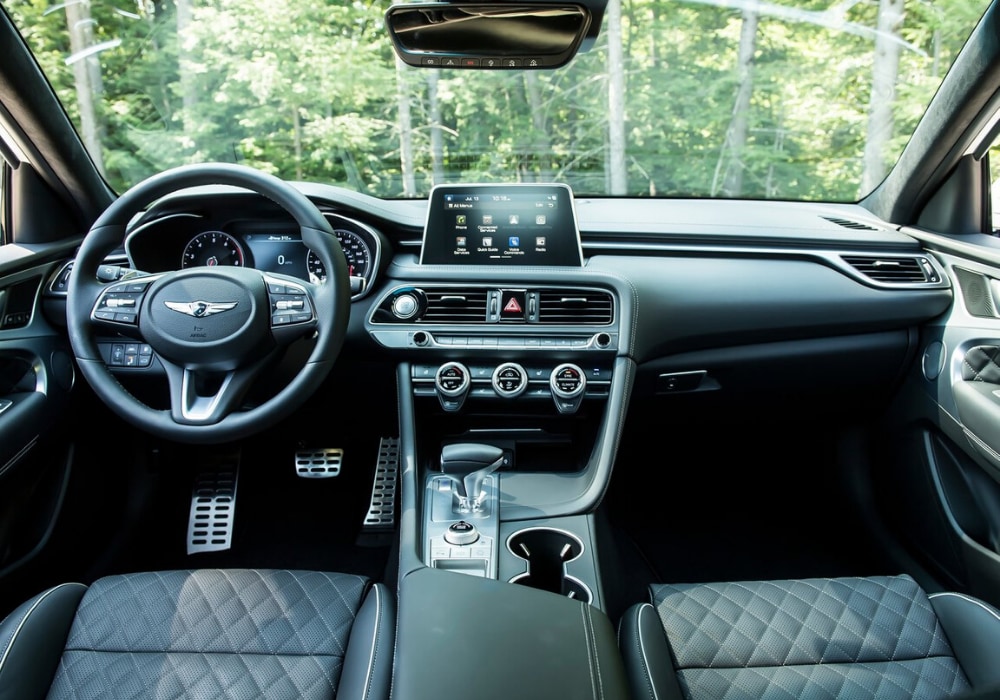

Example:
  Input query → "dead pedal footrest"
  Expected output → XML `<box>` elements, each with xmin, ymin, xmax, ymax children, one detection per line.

<box><xmin>363</xmin><ymin>437</ymin><xmax>399</xmax><ymax>531</ymax></box>
<box><xmin>187</xmin><ymin>463</ymin><xmax>238</xmax><ymax>554</ymax></box>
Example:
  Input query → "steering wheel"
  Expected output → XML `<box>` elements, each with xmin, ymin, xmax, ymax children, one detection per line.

<box><xmin>66</xmin><ymin>163</ymin><xmax>350</xmax><ymax>445</ymax></box>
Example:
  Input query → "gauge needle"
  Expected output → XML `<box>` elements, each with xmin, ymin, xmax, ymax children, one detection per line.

<box><xmin>207</xmin><ymin>257</ymin><xmax>218</xmax><ymax>266</ymax></box>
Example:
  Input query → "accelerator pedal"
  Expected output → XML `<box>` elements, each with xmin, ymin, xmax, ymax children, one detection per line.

<box><xmin>362</xmin><ymin>437</ymin><xmax>399</xmax><ymax>532</ymax></box>
<box><xmin>187</xmin><ymin>461</ymin><xmax>238</xmax><ymax>554</ymax></box>
<box><xmin>294</xmin><ymin>447</ymin><xmax>344</xmax><ymax>478</ymax></box>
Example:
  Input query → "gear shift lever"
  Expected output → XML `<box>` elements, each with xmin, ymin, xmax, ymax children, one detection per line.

<box><xmin>439</xmin><ymin>443</ymin><xmax>508</xmax><ymax>512</ymax></box>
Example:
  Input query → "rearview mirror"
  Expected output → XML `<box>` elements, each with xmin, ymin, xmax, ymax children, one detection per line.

<box><xmin>385</xmin><ymin>3</ymin><xmax>592</xmax><ymax>70</ymax></box>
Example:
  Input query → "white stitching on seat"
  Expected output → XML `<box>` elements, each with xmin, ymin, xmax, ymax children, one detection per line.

<box><xmin>636</xmin><ymin>603</ymin><xmax>660</xmax><ymax>700</ymax></box>
<box><xmin>585</xmin><ymin>604</ymin><xmax>605</xmax><ymax>700</ymax></box>
<box><xmin>929</xmin><ymin>592</ymin><xmax>1000</xmax><ymax>623</ymax></box>
<box><xmin>361</xmin><ymin>583</ymin><xmax>382</xmax><ymax>700</ymax></box>
<box><xmin>582</xmin><ymin>603</ymin><xmax>599</xmax><ymax>699</ymax></box>
<box><xmin>0</xmin><ymin>582</ymin><xmax>87</xmax><ymax>683</ymax></box>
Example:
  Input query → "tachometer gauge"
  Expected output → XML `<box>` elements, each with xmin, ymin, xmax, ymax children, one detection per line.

<box><xmin>306</xmin><ymin>229</ymin><xmax>372</xmax><ymax>285</ymax></box>
<box><xmin>182</xmin><ymin>231</ymin><xmax>245</xmax><ymax>268</ymax></box>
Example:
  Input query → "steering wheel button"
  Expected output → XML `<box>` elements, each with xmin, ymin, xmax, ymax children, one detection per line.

<box><xmin>125</xmin><ymin>282</ymin><xmax>150</xmax><ymax>293</ymax></box>
<box><xmin>267</xmin><ymin>283</ymin><xmax>286</xmax><ymax>295</ymax></box>
<box><xmin>290</xmin><ymin>313</ymin><xmax>312</xmax><ymax>323</ymax></box>
<box><xmin>272</xmin><ymin>314</ymin><xmax>290</xmax><ymax>326</ymax></box>
<box><xmin>94</xmin><ymin>311</ymin><xmax>116</xmax><ymax>321</ymax></box>
<box><xmin>114</xmin><ymin>312</ymin><xmax>138</xmax><ymax>324</ymax></box>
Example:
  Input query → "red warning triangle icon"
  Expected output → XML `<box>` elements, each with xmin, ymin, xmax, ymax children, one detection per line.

<box><xmin>503</xmin><ymin>297</ymin><xmax>523</xmax><ymax>313</ymax></box>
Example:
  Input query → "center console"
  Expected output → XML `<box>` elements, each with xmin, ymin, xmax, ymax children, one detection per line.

<box><xmin>367</xmin><ymin>183</ymin><xmax>635</xmax><ymax>698</ymax></box>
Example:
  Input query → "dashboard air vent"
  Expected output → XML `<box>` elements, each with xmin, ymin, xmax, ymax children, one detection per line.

<box><xmin>422</xmin><ymin>289</ymin><xmax>489</xmax><ymax>323</ymax></box>
<box><xmin>841</xmin><ymin>255</ymin><xmax>937</xmax><ymax>284</ymax></box>
<box><xmin>823</xmin><ymin>216</ymin><xmax>880</xmax><ymax>231</ymax></box>
<box><xmin>538</xmin><ymin>290</ymin><xmax>613</xmax><ymax>325</ymax></box>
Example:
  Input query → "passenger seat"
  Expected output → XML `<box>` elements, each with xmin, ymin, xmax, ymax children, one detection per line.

<box><xmin>618</xmin><ymin>574</ymin><xmax>1000</xmax><ymax>699</ymax></box>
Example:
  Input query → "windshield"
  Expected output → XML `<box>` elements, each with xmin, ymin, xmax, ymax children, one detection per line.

<box><xmin>2</xmin><ymin>0</ymin><xmax>991</xmax><ymax>201</ymax></box>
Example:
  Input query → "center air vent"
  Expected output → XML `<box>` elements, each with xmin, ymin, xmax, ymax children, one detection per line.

<box><xmin>538</xmin><ymin>289</ymin><xmax>613</xmax><ymax>325</ymax></box>
<box><xmin>422</xmin><ymin>289</ymin><xmax>489</xmax><ymax>323</ymax></box>
<box><xmin>841</xmin><ymin>255</ymin><xmax>939</xmax><ymax>284</ymax></box>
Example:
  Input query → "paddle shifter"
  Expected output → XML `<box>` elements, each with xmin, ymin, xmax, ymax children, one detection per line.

<box><xmin>439</xmin><ymin>443</ymin><xmax>508</xmax><ymax>512</ymax></box>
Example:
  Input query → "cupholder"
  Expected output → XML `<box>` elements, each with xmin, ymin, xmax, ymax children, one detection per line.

<box><xmin>507</xmin><ymin>527</ymin><xmax>592</xmax><ymax>603</ymax></box>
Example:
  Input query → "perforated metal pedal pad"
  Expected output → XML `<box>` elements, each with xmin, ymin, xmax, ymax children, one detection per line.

<box><xmin>294</xmin><ymin>448</ymin><xmax>344</xmax><ymax>478</ymax></box>
<box><xmin>187</xmin><ymin>465</ymin><xmax>238</xmax><ymax>554</ymax></box>
<box><xmin>363</xmin><ymin>437</ymin><xmax>399</xmax><ymax>531</ymax></box>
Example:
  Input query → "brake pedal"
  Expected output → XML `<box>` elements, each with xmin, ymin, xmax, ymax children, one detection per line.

<box><xmin>362</xmin><ymin>437</ymin><xmax>399</xmax><ymax>531</ymax></box>
<box><xmin>187</xmin><ymin>462</ymin><xmax>238</xmax><ymax>554</ymax></box>
<box><xmin>294</xmin><ymin>447</ymin><xmax>344</xmax><ymax>478</ymax></box>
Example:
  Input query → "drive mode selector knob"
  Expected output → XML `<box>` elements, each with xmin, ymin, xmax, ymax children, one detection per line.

<box><xmin>492</xmin><ymin>362</ymin><xmax>528</xmax><ymax>398</ymax></box>
<box><xmin>435</xmin><ymin>361</ymin><xmax>470</xmax><ymax>412</ymax></box>
<box><xmin>550</xmin><ymin>363</ymin><xmax>586</xmax><ymax>414</ymax></box>
<box><xmin>444</xmin><ymin>520</ymin><xmax>480</xmax><ymax>546</ymax></box>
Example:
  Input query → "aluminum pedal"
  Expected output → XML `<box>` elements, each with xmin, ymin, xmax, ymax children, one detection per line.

<box><xmin>187</xmin><ymin>464</ymin><xmax>238</xmax><ymax>554</ymax></box>
<box><xmin>362</xmin><ymin>437</ymin><xmax>399</xmax><ymax>531</ymax></box>
<box><xmin>294</xmin><ymin>448</ymin><xmax>343</xmax><ymax>478</ymax></box>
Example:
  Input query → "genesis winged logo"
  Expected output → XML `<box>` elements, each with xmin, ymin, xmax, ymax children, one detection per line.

<box><xmin>164</xmin><ymin>300</ymin><xmax>238</xmax><ymax>318</ymax></box>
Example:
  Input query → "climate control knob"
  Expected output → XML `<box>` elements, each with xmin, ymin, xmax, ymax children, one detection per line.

<box><xmin>550</xmin><ymin>363</ymin><xmax>586</xmax><ymax>414</ymax></box>
<box><xmin>492</xmin><ymin>362</ymin><xmax>528</xmax><ymax>398</ymax></box>
<box><xmin>435</xmin><ymin>361</ymin><xmax>470</xmax><ymax>412</ymax></box>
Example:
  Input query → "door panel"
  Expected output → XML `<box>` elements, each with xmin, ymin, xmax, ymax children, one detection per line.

<box><xmin>880</xmin><ymin>244</ymin><xmax>1000</xmax><ymax>607</ymax></box>
<box><xmin>0</xmin><ymin>259</ymin><xmax>75</xmax><ymax>578</ymax></box>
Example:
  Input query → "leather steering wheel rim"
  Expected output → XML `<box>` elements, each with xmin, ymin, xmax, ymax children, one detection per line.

<box><xmin>66</xmin><ymin>162</ymin><xmax>350</xmax><ymax>445</ymax></box>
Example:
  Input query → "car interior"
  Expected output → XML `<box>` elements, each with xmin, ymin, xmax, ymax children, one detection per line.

<box><xmin>3</xmin><ymin>0</ymin><xmax>1000</xmax><ymax>698</ymax></box>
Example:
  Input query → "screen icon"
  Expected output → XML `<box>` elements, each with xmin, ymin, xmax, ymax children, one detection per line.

<box><xmin>535</xmin><ymin>236</ymin><xmax>546</xmax><ymax>246</ymax></box>
<box><xmin>509</xmin><ymin>215</ymin><xmax>520</xmax><ymax>225</ymax></box>
<box><xmin>482</xmin><ymin>214</ymin><xmax>493</xmax><ymax>225</ymax></box>
<box><xmin>482</xmin><ymin>237</ymin><xmax>493</xmax><ymax>247</ymax></box>
<box><xmin>508</xmin><ymin>236</ymin><xmax>520</xmax><ymax>247</ymax></box>
<box><xmin>456</xmin><ymin>215</ymin><xmax>467</xmax><ymax>225</ymax></box>
<box><xmin>456</xmin><ymin>237</ymin><xmax>466</xmax><ymax>247</ymax></box>
<box><xmin>535</xmin><ymin>215</ymin><xmax>546</xmax><ymax>225</ymax></box>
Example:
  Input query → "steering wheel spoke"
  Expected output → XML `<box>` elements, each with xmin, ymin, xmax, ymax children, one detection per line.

<box><xmin>162</xmin><ymin>356</ymin><xmax>270</xmax><ymax>425</ymax></box>
<box><xmin>90</xmin><ymin>273</ymin><xmax>162</xmax><ymax>337</ymax></box>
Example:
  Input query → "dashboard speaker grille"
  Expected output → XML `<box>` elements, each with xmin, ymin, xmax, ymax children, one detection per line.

<box><xmin>422</xmin><ymin>289</ymin><xmax>489</xmax><ymax>323</ymax></box>
<box><xmin>538</xmin><ymin>290</ymin><xmax>613</xmax><ymax>324</ymax></box>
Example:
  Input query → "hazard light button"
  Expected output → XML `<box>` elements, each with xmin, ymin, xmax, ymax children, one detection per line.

<box><xmin>499</xmin><ymin>290</ymin><xmax>527</xmax><ymax>322</ymax></box>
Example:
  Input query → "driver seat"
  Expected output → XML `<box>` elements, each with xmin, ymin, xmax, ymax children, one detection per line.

<box><xmin>0</xmin><ymin>568</ymin><xmax>394</xmax><ymax>700</ymax></box>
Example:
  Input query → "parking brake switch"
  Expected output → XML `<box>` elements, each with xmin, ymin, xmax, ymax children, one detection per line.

<box><xmin>550</xmin><ymin>363</ymin><xmax>586</xmax><ymax>414</ymax></box>
<box><xmin>435</xmin><ymin>361</ymin><xmax>470</xmax><ymax>412</ymax></box>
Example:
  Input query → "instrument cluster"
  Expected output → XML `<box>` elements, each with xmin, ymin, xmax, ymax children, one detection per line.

<box><xmin>126</xmin><ymin>211</ymin><xmax>382</xmax><ymax>300</ymax></box>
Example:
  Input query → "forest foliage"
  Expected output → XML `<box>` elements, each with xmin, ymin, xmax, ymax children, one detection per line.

<box><xmin>3</xmin><ymin>0</ymin><xmax>991</xmax><ymax>201</ymax></box>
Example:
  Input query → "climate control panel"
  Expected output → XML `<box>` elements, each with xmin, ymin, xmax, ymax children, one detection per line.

<box><xmin>413</xmin><ymin>361</ymin><xmax>610</xmax><ymax>414</ymax></box>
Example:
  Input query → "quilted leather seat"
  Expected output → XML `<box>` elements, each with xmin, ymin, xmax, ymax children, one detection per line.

<box><xmin>0</xmin><ymin>568</ymin><xmax>394</xmax><ymax>700</ymax></box>
<box><xmin>619</xmin><ymin>575</ymin><xmax>1000</xmax><ymax>700</ymax></box>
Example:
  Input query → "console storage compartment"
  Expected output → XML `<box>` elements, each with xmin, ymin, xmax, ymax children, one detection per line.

<box><xmin>392</xmin><ymin>566</ymin><xmax>628</xmax><ymax>700</ymax></box>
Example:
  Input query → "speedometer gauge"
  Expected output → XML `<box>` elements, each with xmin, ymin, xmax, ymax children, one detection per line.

<box><xmin>306</xmin><ymin>229</ymin><xmax>372</xmax><ymax>284</ymax></box>
<box><xmin>182</xmin><ymin>231</ymin><xmax>245</xmax><ymax>268</ymax></box>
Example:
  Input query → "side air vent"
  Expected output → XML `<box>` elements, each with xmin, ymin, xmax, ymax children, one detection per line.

<box><xmin>823</xmin><ymin>216</ymin><xmax>880</xmax><ymax>231</ymax></box>
<box><xmin>538</xmin><ymin>289</ymin><xmax>613</xmax><ymax>325</ymax></box>
<box><xmin>841</xmin><ymin>255</ymin><xmax>939</xmax><ymax>284</ymax></box>
<box><xmin>422</xmin><ymin>289</ymin><xmax>489</xmax><ymax>323</ymax></box>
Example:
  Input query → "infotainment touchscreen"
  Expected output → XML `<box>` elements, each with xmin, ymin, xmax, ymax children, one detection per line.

<box><xmin>419</xmin><ymin>184</ymin><xmax>583</xmax><ymax>266</ymax></box>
